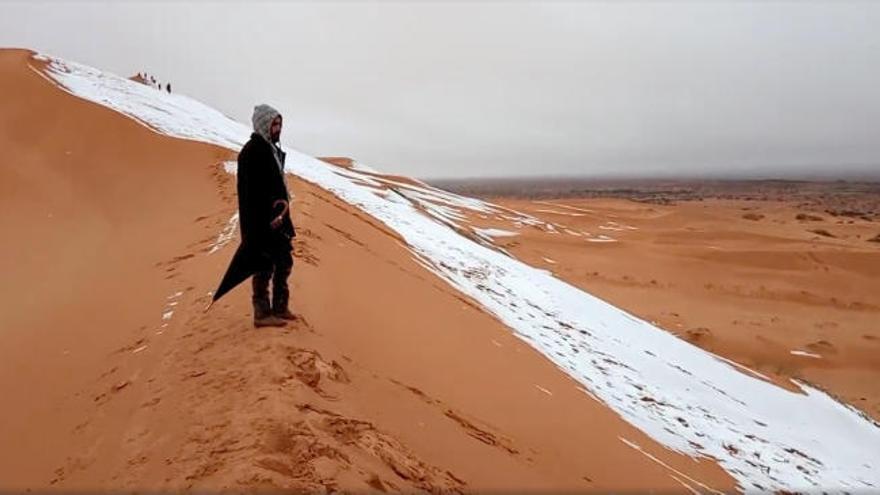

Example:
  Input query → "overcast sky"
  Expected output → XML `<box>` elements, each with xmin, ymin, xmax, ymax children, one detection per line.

<box><xmin>2</xmin><ymin>1</ymin><xmax>878</xmax><ymax>179</ymax></box>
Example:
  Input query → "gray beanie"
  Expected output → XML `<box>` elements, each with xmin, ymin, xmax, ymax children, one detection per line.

<box><xmin>252</xmin><ymin>104</ymin><xmax>282</xmax><ymax>143</ymax></box>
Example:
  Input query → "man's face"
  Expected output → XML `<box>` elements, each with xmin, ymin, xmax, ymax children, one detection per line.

<box><xmin>270</xmin><ymin>116</ymin><xmax>282</xmax><ymax>142</ymax></box>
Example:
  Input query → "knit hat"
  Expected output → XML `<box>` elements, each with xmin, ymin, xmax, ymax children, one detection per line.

<box><xmin>252</xmin><ymin>104</ymin><xmax>282</xmax><ymax>143</ymax></box>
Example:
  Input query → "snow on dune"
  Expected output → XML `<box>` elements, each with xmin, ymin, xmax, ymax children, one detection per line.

<box><xmin>535</xmin><ymin>208</ymin><xmax>589</xmax><ymax>217</ymax></box>
<box><xmin>472</xmin><ymin>227</ymin><xmax>518</xmax><ymax>238</ymax></box>
<box><xmin>349</xmin><ymin>161</ymin><xmax>380</xmax><ymax>174</ymax></box>
<box><xmin>36</xmin><ymin>52</ymin><xmax>880</xmax><ymax>491</ymax></box>
<box><xmin>34</xmin><ymin>54</ymin><xmax>249</xmax><ymax>150</ymax></box>
<box><xmin>791</xmin><ymin>350</ymin><xmax>823</xmax><ymax>359</ymax></box>
<box><xmin>207</xmin><ymin>212</ymin><xmax>239</xmax><ymax>255</ymax></box>
<box><xmin>534</xmin><ymin>200</ymin><xmax>595</xmax><ymax>214</ymax></box>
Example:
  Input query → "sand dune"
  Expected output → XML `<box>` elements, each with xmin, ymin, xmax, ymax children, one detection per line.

<box><xmin>0</xmin><ymin>49</ymin><xmax>736</xmax><ymax>492</ymax></box>
<box><xmin>2</xmin><ymin>48</ymin><xmax>878</xmax><ymax>492</ymax></box>
<box><xmin>0</xmin><ymin>48</ymin><xmax>231</xmax><ymax>488</ymax></box>
<box><xmin>489</xmin><ymin>197</ymin><xmax>880</xmax><ymax>422</ymax></box>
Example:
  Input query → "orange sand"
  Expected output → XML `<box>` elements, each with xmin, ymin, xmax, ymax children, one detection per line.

<box><xmin>0</xmin><ymin>48</ymin><xmax>736</xmax><ymax>492</ymax></box>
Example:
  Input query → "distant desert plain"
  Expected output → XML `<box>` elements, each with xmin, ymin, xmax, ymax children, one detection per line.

<box><xmin>432</xmin><ymin>177</ymin><xmax>880</xmax><ymax>422</ymax></box>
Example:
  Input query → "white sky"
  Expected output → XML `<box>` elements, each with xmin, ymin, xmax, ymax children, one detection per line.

<box><xmin>2</xmin><ymin>1</ymin><xmax>878</xmax><ymax>179</ymax></box>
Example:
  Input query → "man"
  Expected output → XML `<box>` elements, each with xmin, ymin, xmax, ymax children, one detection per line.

<box><xmin>237</xmin><ymin>104</ymin><xmax>297</xmax><ymax>328</ymax></box>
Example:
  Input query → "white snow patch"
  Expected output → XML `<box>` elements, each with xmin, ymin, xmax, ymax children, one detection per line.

<box><xmin>208</xmin><ymin>212</ymin><xmax>239</xmax><ymax>254</ymax></box>
<box><xmin>620</xmin><ymin>437</ymin><xmax>725</xmax><ymax>494</ymax></box>
<box><xmin>37</xmin><ymin>55</ymin><xmax>249</xmax><ymax>149</ymax></box>
<box><xmin>535</xmin><ymin>208</ymin><xmax>589</xmax><ymax>217</ymax></box>
<box><xmin>535</xmin><ymin>384</ymin><xmax>553</xmax><ymax>396</ymax></box>
<box><xmin>473</xmin><ymin>227</ymin><xmax>518</xmax><ymax>238</ymax></box>
<box><xmin>596</xmin><ymin>221</ymin><xmax>639</xmax><ymax>232</ymax></box>
<box><xmin>587</xmin><ymin>235</ymin><xmax>617</xmax><ymax>243</ymax></box>
<box><xmin>535</xmin><ymin>201</ymin><xmax>595</xmax><ymax>214</ymax></box>
<box><xmin>791</xmin><ymin>350</ymin><xmax>822</xmax><ymax>359</ymax></box>
<box><xmin>670</xmin><ymin>474</ymin><xmax>701</xmax><ymax>495</ymax></box>
<box><xmin>350</xmin><ymin>161</ymin><xmax>379</xmax><ymax>173</ymax></box>
<box><xmin>713</xmin><ymin>355</ymin><xmax>773</xmax><ymax>383</ymax></box>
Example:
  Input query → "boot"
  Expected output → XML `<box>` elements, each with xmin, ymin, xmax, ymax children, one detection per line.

<box><xmin>254</xmin><ymin>315</ymin><xmax>288</xmax><ymax>328</ymax></box>
<box><xmin>272</xmin><ymin>281</ymin><xmax>295</xmax><ymax>321</ymax></box>
<box><xmin>253</xmin><ymin>297</ymin><xmax>287</xmax><ymax>327</ymax></box>
<box><xmin>273</xmin><ymin>307</ymin><xmax>298</xmax><ymax>321</ymax></box>
<box><xmin>253</xmin><ymin>274</ymin><xmax>286</xmax><ymax>327</ymax></box>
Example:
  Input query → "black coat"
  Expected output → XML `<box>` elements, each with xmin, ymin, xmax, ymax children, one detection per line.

<box><xmin>237</xmin><ymin>133</ymin><xmax>295</xmax><ymax>249</ymax></box>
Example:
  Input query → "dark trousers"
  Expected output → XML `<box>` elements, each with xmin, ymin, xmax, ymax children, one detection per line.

<box><xmin>251</xmin><ymin>243</ymin><xmax>293</xmax><ymax>318</ymax></box>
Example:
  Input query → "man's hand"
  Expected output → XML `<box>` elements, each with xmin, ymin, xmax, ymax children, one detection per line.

<box><xmin>270</xmin><ymin>199</ymin><xmax>289</xmax><ymax>230</ymax></box>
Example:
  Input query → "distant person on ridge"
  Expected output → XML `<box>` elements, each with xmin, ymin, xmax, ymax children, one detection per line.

<box><xmin>236</xmin><ymin>104</ymin><xmax>296</xmax><ymax>328</ymax></box>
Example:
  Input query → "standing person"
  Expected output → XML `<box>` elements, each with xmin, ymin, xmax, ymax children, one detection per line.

<box><xmin>236</xmin><ymin>104</ymin><xmax>296</xmax><ymax>327</ymax></box>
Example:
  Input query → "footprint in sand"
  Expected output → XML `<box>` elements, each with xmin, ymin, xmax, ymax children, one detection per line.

<box><xmin>390</xmin><ymin>379</ymin><xmax>520</xmax><ymax>456</ymax></box>
<box><xmin>284</xmin><ymin>347</ymin><xmax>349</xmax><ymax>399</ymax></box>
<box><xmin>805</xmin><ymin>340</ymin><xmax>838</xmax><ymax>355</ymax></box>
<box><xmin>684</xmin><ymin>327</ymin><xmax>712</xmax><ymax>343</ymax></box>
<box><xmin>93</xmin><ymin>379</ymin><xmax>132</xmax><ymax>405</ymax></box>
<box><xmin>296</xmin><ymin>403</ymin><xmax>466</xmax><ymax>493</ymax></box>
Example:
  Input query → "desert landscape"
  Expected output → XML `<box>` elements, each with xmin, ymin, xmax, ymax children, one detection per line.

<box><xmin>434</xmin><ymin>178</ymin><xmax>880</xmax><ymax>421</ymax></box>
<box><xmin>1</xmin><ymin>47</ymin><xmax>879</xmax><ymax>494</ymax></box>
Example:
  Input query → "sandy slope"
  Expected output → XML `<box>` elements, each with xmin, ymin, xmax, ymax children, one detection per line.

<box><xmin>0</xmin><ymin>48</ymin><xmax>737</xmax><ymax>492</ymax></box>
<box><xmin>0</xmin><ymin>48</ymin><xmax>232</xmax><ymax>487</ymax></box>
<box><xmin>490</xmin><ymin>197</ymin><xmax>880</xmax><ymax>422</ymax></box>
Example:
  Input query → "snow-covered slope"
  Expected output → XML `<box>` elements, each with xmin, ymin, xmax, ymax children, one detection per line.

<box><xmin>34</xmin><ymin>52</ymin><xmax>880</xmax><ymax>491</ymax></box>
